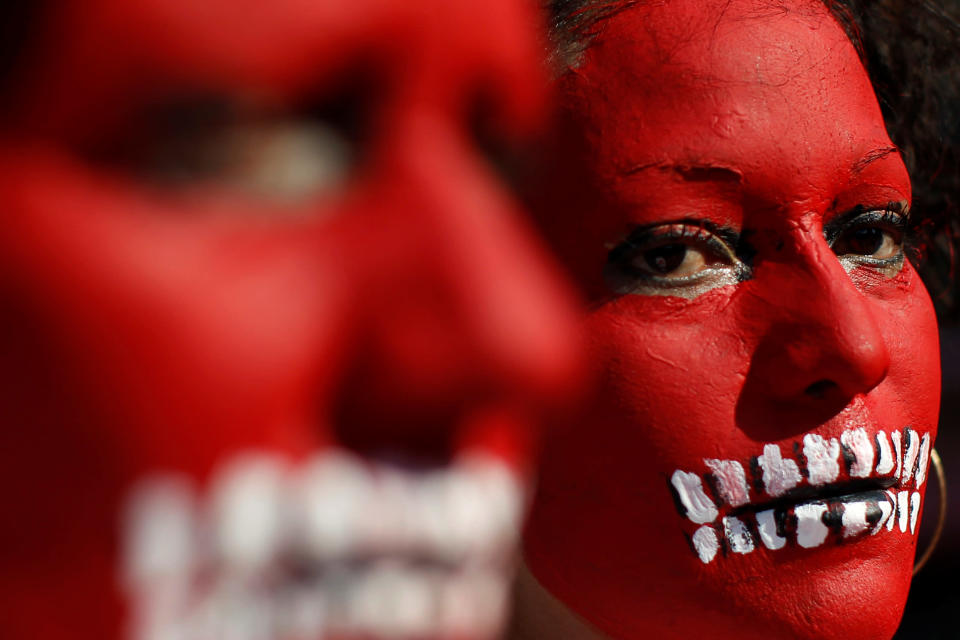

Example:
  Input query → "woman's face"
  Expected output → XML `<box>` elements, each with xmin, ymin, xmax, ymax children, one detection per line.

<box><xmin>524</xmin><ymin>1</ymin><xmax>940</xmax><ymax>638</ymax></box>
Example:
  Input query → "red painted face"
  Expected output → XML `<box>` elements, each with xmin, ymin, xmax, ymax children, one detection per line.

<box><xmin>524</xmin><ymin>1</ymin><xmax>940</xmax><ymax>638</ymax></box>
<box><xmin>0</xmin><ymin>1</ymin><xmax>582</xmax><ymax>638</ymax></box>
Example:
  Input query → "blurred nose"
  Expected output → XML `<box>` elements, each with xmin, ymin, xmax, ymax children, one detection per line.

<box><xmin>333</xmin><ymin>106</ymin><xmax>583</xmax><ymax>454</ymax></box>
<box><xmin>398</xmin><ymin>109</ymin><xmax>581</xmax><ymax>395</ymax></box>
<box><xmin>744</xmin><ymin>236</ymin><xmax>890</xmax><ymax>415</ymax></box>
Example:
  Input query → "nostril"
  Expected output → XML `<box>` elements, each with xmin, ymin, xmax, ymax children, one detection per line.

<box><xmin>805</xmin><ymin>379</ymin><xmax>838</xmax><ymax>398</ymax></box>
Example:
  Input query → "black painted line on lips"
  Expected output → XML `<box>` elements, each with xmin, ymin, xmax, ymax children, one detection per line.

<box><xmin>727</xmin><ymin>477</ymin><xmax>897</xmax><ymax>518</ymax></box>
<box><xmin>864</xmin><ymin>502</ymin><xmax>884</xmax><ymax>527</ymax></box>
<box><xmin>840</xmin><ymin>440</ymin><xmax>857</xmax><ymax>475</ymax></box>
<box><xmin>703</xmin><ymin>471</ymin><xmax>724</xmax><ymax>508</ymax></box>
<box><xmin>818</xmin><ymin>497</ymin><xmax>887</xmax><ymax>544</ymax></box>
<box><xmin>793</xmin><ymin>441</ymin><xmax>810</xmax><ymax>480</ymax></box>
<box><xmin>873</xmin><ymin>432</ymin><xmax>883</xmax><ymax>468</ymax></box>
<box><xmin>749</xmin><ymin>456</ymin><xmax>764</xmax><ymax>494</ymax></box>
<box><xmin>774</xmin><ymin>507</ymin><xmax>793</xmax><ymax>540</ymax></box>
<box><xmin>823</xmin><ymin>502</ymin><xmax>845</xmax><ymax>536</ymax></box>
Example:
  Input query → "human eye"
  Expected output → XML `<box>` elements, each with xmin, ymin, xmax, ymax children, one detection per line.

<box><xmin>604</xmin><ymin>221</ymin><xmax>748</xmax><ymax>296</ymax></box>
<box><xmin>827</xmin><ymin>205</ymin><xmax>909</xmax><ymax>271</ymax></box>
<box><xmin>84</xmin><ymin>77</ymin><xmax>374</xmax><ymax>210</ymax></box>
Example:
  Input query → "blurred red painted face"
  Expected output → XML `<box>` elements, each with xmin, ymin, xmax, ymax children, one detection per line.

<box><xmin>0</xmin><ymin>1</ymin><xmax>582</xmax><ymax>639</ymax></box>
<box><xmin>525</xmin><ymin>1</ymin><xmax>940</xmax><ymax>638</ymax></box>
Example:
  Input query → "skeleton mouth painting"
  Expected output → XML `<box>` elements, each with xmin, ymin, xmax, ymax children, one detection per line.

<box><xmin>671</xmin><ymin>427</ymin><xmax>933</xmax><ymax>563</ymax></box>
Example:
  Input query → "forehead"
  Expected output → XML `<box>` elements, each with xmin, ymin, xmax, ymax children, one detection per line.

<box><xmin>15</xmin><ymin>0</ymin><xmax>545</xmax><ymax>139</ymax></box>
<box><xmin>40</xmin><ymin>0</ymin><xmax>528</xmax><ymax>81</ymax></box>
<box><xmin>562</xmin><ymin>0</ymin><xmax>902</xmax><ymax>207</ymax></box>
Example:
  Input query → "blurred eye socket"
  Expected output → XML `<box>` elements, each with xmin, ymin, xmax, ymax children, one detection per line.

<box><xmin>828</xmin><ymin>208</ymin><xmax>908</xmax><ymax>264</ymax></box>
<box><xmin>605</xmin><ymin>221</ymin><xmax>748</xmax><ymax>295</ymax></box>
<box><xmin>147</xmin><ymin>92</ymin><xmax>364</xmax><ymax>204</ymax></box>
<box><xmin>84</xmin><ymin>73</ymin><xmax>377</xmax><ymax>209</ymax></box>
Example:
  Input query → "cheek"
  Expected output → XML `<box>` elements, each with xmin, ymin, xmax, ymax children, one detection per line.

<box><xmin>870</xmin><ymin>264</ymin><xmax>941</xmax><ymax>429</ymax></box>
<box><xmin>0</xmin><ymin>155</ymin><xmax>339</xmax><ymax>467</ymax></box>
<box><xmin>587</xmin><ymin>290</ymin><xmax>749</xmax><ymax>460</ymax></box>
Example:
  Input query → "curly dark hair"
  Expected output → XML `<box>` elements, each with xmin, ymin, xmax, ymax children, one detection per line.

<box><xmin>546</xmin><ymin>0</ymin><xmax>960</xmax><ymax>317</ymax></box>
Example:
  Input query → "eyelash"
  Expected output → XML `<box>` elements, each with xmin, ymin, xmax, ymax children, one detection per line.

<box><xmin>606</xmin><ymin>206</ymin><xmax>910</xmax><ymax>293</ymax></box>
<box><xmin>827</xmin><ymin>208</ymin><xmax>909</xmax><ymax>264</ymax></box>
<box><xmin>609</xmin><ymin>223</ymin><xmax>734</xmax><ymax>278</ymax></box>
<box><xmin>605</xmin><ymin>220</ymin><xmax>748</xmax><ymax>292</ymax></box>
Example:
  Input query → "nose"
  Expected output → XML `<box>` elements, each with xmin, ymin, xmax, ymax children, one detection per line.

<box><xmin>332</xmin><ymin>108</ymin><xmax>583</xmax><ymax>457</ymax></box>
<box><xmin>396</xmin><ymin>110</ymin><xmax>583</xmax><ymax>397</ymax></box>
<box><xmin>743</xmin><ymin>237</ymin><xmax>890</xmax><ymax>412</ymax></box>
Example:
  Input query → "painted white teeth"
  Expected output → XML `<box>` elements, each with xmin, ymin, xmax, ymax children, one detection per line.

<box><xmin>676</xmin><ymin>427</ymin><xmax>932</xmax><ymax>563</ymax></box>
<box><xmin>910</xmin><ymin>492</ymin><xmax>921</xmax><ymax>535</ymax></box>
<box><xmin>872</xmin><ymin>499</ymin><xmax>893</xmax><ymax>535</ymax></box>
<box><xmin>704</xmin><ymin>459</ymin><xmax>750</xmax><ymax>507</ymax></box>
<box><xmin>347</xmin><ymin>564</ymin><xmax>435</xmax><ymax>638</ymax></box>
<box><xmin>671</xmin><ymin>470</ymin><xmax>719</xmax><ymax>524</ymax></box>
<box><xmin>875</xmin><ymin>430</ymin><xmax>895</xmax><ymax>475</ymax></box>
<box><xmin>902</xmin><ymin>429</ymin><xmax>919</xmax><ymax>487</ymax></box>
<box><xmin>916</xmin><ymin>433</ymin><xmax>931</xmax><ymax>488</ymax></box>
<box><xmin>803</xmin><ymin>434</ymin><xmax>840</xmax><ymax>485</ymax></box>
<box><xmin>122</xmin><ymin>451</ymin><xmax>521</xmax><ymax>640</ymax></box>
<box><xmin>885</xmin><ymin>490</ymin><xmax>897</xmax><ymax>532</ymax></box>
<box><xmin>841</xmin><ymin>428</ymin><xmax>874</xmax><ymax>478</ymax></box>
<box><xmin>757</xmin><ymin>444</ymin><xmax>802</xmax><ymax>497</ymax></box>
<box><xmin>693</xmin><ymin>526</ymin><xmax>720</xmax><ymax>563</ymax></box>
<box><xmin>723</xmin><ymin>516</ymin><xmax>755</xmax><ymax>554</ymax></box>
<box><xmin>210</xmin><ymin>454</ymin><xmax>287</xmax><ymax>569</ymax></box>
<box><xmin>897</xmin><ymin>491</ymin><xmax>910</xmax><ymax>533</ymax></box>
<box><xmin>436</xmin><ymin>570</ymin><xmax>509</xmax><ymax>638</ymax></box>
<box><xmin>756</xmin><ymin>509</ymin><xmax>786</xmax><ymax>550</ymax></box>
<box><xmin>841</xmin><ymin>501</ymin><xmax>870</xmax><ymax>538</ymax></box>
<box><xmin>892</xmin><ymin>430</ymin><xmax>903</xmax><ymax>480</ymax></box>
<box><xmin>795</xmin><ymin>503</ymin><xmax>830</xmax><ymax>548</ymax></box>
<box><xmin>298</xmin><ymin>452</ymin><xmax>376</xmax><ymax>559</ymax></box>
<box><xmin>123</xmin><ymin>475</ymin><xmax>195</xmax><ymax>585</ymax></box>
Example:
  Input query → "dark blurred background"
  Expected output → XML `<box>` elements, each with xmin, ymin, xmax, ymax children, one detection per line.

<box><xmin>868</xmin><ymin>1</ymin><xmax>960</xmax><ymax>636</ymax></box>
<box><xmin>896</xmin><ymin>327</ymin><xmax>960</xmax><ymax>638</ymax></box>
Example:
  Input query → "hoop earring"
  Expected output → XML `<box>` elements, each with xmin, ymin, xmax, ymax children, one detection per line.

<box><xmin>913</xmin><ymin>448</ymin><xmax>947</xmax><ymax>576</ymax></box>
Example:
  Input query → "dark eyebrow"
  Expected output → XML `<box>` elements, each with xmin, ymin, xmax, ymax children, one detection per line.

<box><xmin>852</xmin><ymin>147</ymin><xmax>899</xmax><ymax>174</ymax></box>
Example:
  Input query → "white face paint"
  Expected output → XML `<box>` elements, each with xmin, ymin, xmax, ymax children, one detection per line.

<box><xmin>840</xmin><ymin>428</ymin><xmax>874</xmax><ymax>478</ymax></box>
<box><xmin>872</xmin><ymin>500</ymin><xmax>893</xmax><ymax>535</ymax></box>
<box><xmin>756</xmin><ymin>509</ymin><xmax>786</xmax><ymax>550</ymax></box>
<box><xmin>704</xmin><ymin>458</ymin><xmax>750</xmax><ymax>507</ymax></box>
<box><xmin>671</xmin><ymin>470</ymin><xmax>719</xmax><ymax>524</ymax></box>
<box><xmin>209</xmin><ymin>454</ymin><xmax>287</xmax><ymax>569</ymax></box>
<box><xmin>885</xmin><ymin>490</ymin><xmax>898</xmax><ymax>532</ymax></box>
<box><xmin>757</xmin><ymin>444</ymin><xmax>802</xmax><ymax>497</ymax></box>
<box><xmin>892</xmin><ymin>430</ymin><xmax>903</xmax><ymax>480</ymax></box>
<box><xmin>123</xmin><ymin>475</ymin><xmax>196</xmax><ymax>586</ymax></box>
<box><xmin>723</xmin><ymin>516</ymin><xmax>755</xmax><ymax>554</ymax></box>
<box><xmin>915</xmin><ymin>433</ymin><xmax>931</xmax><ymax>488</ymax></box>
<box><xmin>122</xmin><ymin>450</ymin><xmax>524</xmax><ymax>640</ymax></box>
<box><xmin>909</xmin><ymin>492</ymin><xmax>921</xmax><ymax>535</ymax></box>
<box><xmin>692</xmin><ymin>525</ymin><xmax>720</xmax><ymax>564</ymax></box>
<box><xmin>841</xmin><ymin>501</ymin><xmax>870</xmax><ymax>538</ymax></box>
<box><xmin>897</xmin><ymin>491</ymin><xmax>910</xmax><ymax>533</ymax></box>
<box><xmin>901</xmin><ymin>429</ymin><xmax>920</xmax><ymax>487</ymax></box>
<box><xmin>802</xmin><ymin>434</ymin><xmax>840</xmax><ymax>485</ymax></box>
<box><xmin>795</xmin><ymin>503</ymin><xmax>830</xmax><ymax>548</ymax></box>
<box><xmin>875</xmin><ymin>430</ymin><xmax>895</xmax><ymax>475</ymax></box>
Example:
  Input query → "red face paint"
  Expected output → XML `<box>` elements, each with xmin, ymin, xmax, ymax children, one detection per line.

<box><xmin>524</xmin><ymin>1</ymin><xmax>940</xmax><ymax>638</ymax></box>
<box><xmin>0</xmin><ymin>1</ymin><xmax>582</xmax><ymax>638</ymax></box>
